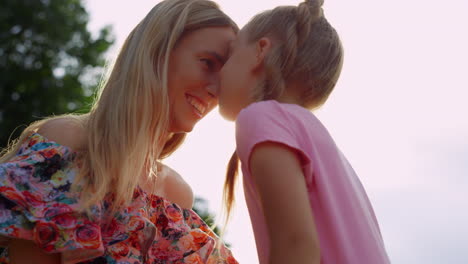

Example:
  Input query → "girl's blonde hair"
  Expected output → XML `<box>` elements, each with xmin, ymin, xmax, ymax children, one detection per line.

<box><xmin>1</xmin><ymin>0</ymin><xmax>237</xmax><ymax>214</ymax></box>
<box><xmin>223</xmin><ymin>0</ymin><xmax>343</xmax><ymax>219</ymax></box>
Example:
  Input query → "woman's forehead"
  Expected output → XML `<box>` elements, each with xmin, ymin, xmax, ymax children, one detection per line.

<box><xmin>181</xmin><ymin>27</ymin><xmax>235</xmax><ymax>54</ymax></box>
<box><xmin>229</xmin><ymin>29</ymin><xmax>247</xmax><ymax>50</ymax></box>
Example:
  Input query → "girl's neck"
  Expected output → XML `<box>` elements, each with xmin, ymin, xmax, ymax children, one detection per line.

<box><xmin>277</xmin><ymin>90</ymin><xmax>302</xmax><ymax>106</ymax></box>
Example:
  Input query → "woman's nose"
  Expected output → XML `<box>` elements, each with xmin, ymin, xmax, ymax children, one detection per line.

<box><xmin>205</xmin><ymin>77</ymin><xmax>220</xmax><ymax>98</ymax></box>
<box><xmin>206</xmin><ymin>84</ymin><xmax>218</xmax><ymax>98</ymax></box>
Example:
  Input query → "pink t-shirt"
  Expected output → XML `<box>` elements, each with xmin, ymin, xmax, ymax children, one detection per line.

<box><xmin>236</xmin><ymin>100</ymin><xmax>390</xmax><ymax>264</ymax></box>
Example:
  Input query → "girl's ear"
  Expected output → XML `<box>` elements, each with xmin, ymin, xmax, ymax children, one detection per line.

<box><xmin>252</xmin><ymin>37</ymin><xmax>272</xmax><ymax>71</ymax></box>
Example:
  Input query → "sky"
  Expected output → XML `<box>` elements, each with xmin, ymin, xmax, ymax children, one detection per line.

<box><xmin>85</xmin><ymin>0</ymin><xmax>468</xmax><ymax>263</ymax></box>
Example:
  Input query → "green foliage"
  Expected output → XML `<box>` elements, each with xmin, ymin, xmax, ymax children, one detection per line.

<box><xmin>192</xmin><ymin>197</ymin><xmax>221</xmax><ymax>234</ymax></box>
<box><xmin>192</xmin><ymin>197</ymin><xmax>229</xmax><ymax>246</ymax></box>
<box><xmin>0</xmin><ymin>0</ymin><xmax>114</xmax><ymax>147</ymax></box>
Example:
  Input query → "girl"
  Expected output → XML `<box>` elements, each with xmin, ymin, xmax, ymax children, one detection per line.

<box><xmin>0</xmin><ymin>0</ymin><xmax>238</xmax><ymax>263</ymax></box>
<box><xmin>219</xmin><ymin>0</ymin><xmax>391</xmax><ymax>263</ymax></box>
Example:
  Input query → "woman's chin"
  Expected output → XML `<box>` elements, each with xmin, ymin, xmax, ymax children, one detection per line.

<box><xmin>168</xmin><ymin>121</ymin><xmax>196</xmax><ymax>133</ymax></box>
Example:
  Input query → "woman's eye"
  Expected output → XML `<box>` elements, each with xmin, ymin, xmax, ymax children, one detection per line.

<box><xmin>200</xmin><ymin>58</ymin><xmax>215</xmax><ymax>70</ymax></box>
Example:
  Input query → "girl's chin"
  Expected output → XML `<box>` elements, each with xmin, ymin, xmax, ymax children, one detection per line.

<box><xmin>218</xmin><ymin>107</ymin><xmax>237</xmax><ymax>122</ymax></box>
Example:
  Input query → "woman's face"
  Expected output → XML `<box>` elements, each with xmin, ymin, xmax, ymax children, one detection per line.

<box><xmin>167</xmin><ymin>26</ymin><xmax>236</xmax><ymax>133</ymax></box>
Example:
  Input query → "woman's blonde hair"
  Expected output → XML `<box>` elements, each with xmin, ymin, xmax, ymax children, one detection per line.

<box><xmin>1</xmin><ymin>0</ymin><xmax>237</xmax><ymax>214</ymax></box>
<box><xmin>223</xmin><ymin>0</ymin><xmax>343</xmax><ymax>219</ymax></box>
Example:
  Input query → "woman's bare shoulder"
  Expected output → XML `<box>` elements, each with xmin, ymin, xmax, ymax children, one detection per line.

<box><xmin>36</xmin><ymin>117</ymin><xmax>87</xmax><ymax>151</ymax></box>
<box><xmin>160</xmin><ymin>164</ymin><xmax>194</xmax><ymax>209</ymax></box>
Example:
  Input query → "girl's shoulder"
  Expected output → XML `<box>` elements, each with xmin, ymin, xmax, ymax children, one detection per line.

<box><xmin>238</xmin><ymin>100</ymin><xmax>277</xmax><ymax>115</ymax></box>
<box><xmin>238</xmin><ymin>100</ymin><xmax>312</xmax><ymax>119</ymax></box>
<box><xmin>236</xmin><ymin>100</ymin><xmax>316</xmax><ymax>132</ymax></box>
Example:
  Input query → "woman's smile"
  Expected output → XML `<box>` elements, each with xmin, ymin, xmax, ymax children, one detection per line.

<box><xmin>185</xmin><ymin>93</ymin><xmax>207</xmax><ymax>118</ymax></box>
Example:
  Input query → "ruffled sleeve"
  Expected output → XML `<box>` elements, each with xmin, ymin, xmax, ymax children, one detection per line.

<box><xmin>182</xmin><ymin>209</ymin><xmax>238</xmax><ymax>264</ymax></box>
<box><xmin>144</xmin><ymin>193</ymin><xmax>238</xmax><ymax>264</ymax></box>
<box><xmin>0</xmin><ymin>133</ymin><xmax>104</xmax><ymax>263</ymax></box>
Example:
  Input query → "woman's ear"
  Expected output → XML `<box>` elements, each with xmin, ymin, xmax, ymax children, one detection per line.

<box><xmin>252</xmin><ymin>37</ymin><xmax>272</xmax><ymax>71</ymax></box>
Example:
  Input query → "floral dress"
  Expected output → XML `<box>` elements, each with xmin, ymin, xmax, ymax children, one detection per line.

<box><xmin>0</xmin><ymin>133</ymin><xmax>238</xmax><ymax>264</ymax></box>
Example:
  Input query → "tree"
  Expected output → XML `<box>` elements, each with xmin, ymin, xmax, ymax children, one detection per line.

<box><xmin>192</xmin><ymin>197</ymin><xmax>230</xmax><ymax>245</ymax></box>
<box><xmin>0</xmin><ymin>0</ymin><xmax>114</xmax><ymax>148</ymax></box>
<box><xmin>193</xmin><ymin>198</ymin><xmax>221</xmax><ymax>234</ymax></box>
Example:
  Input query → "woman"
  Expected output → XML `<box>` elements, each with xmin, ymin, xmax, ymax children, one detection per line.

<box><xmin>0</xmin><ymin>0</ymin><xmax>238</xmax><ymax>263</ymax></box>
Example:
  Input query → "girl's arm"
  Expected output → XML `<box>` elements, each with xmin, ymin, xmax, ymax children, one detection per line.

<box><xmin>9</xmin><ymin>239</ymin><xmax>61</xmax><ymax>264</ymax></box>
<box><xmin>250</xmin><ymin>142</ymin><xmax>320</xmax><ymax>264</ymax></box>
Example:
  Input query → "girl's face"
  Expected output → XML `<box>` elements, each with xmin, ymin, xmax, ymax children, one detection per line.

<box><xmin>218</xmin><ymin>30</ymin><xmax>262</xmax><ymax>121</ymax></box>
<box><xmin>167</xmin><ymin>27</ymin><xmax>236</xmax><ymax>133</ymax></box>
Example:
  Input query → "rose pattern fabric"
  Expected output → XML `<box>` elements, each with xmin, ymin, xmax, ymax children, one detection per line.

<box><xmin>0</xmin><ymin>133</ymin><xmax>238</xmax><ymax>264</ymax></box>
